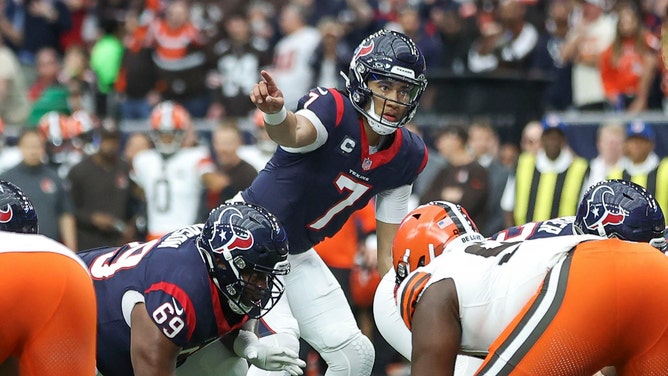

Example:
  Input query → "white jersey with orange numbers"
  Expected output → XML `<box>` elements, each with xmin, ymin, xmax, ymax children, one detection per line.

<box><xmin>396</xmin><ymin>234</ymin><xmax>600</xmax><ymax>356</ymax></box>
<box><xmin>132</xmin><ymin>146</ymin><xmax>215</xmax><ymax>237</ymax></box>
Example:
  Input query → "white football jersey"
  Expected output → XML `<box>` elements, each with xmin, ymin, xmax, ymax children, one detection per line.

<box><xmin>396</xmin><ymin>234</ymin><xmax>600</xmax><ymax>356</ymax></box>
<box><xmin>132</xmin><ymin>146</ymin><xmax>215</xmax><ymax>235</ymax></box>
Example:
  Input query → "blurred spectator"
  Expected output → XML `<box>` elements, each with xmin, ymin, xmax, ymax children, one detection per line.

<box><xmin>0</xmin><ymin>119</ymin><xmax>21</xmax><ymax>173</ymax></box>
<box><xmin>0</xmin><ymin>0</ymin><xmax>26</xmax><ymax>53</ymax></box>
<box><xmin>501</xmin><ymin>115</ymin><xmax>589</xmax><ymax>227</ymax></box>
<box><xmin>310</xmin><ymin>16</ymin><xmax>352</xmax><ymax>89</ymax></box>
<box><xmin>520</xmin><ymin>119</ymin><xmax>543</xmax><ymax>154</ymax></box>
<box><xmin>561</xmin><ymin>0</ymin><xmax>616</xmax><ymax>110</ymax></box>
<box><xmin>585</xmin><ymin>120</ymin><xmax>627</xmax><ymax>187</ymax></box>
<box><xmin>27</xmin><ymin>47</ymin><xmax>61</xmax><ymax>102</ymax></box>
<box><xmin>622</xmin><ymin>120</ymin><xmax>668</xmax><ymax>218</ymax></box>
<box><xmin>206</xmin><ymin>13</ymin><xmax>272</xmax><ymax>120</ymax></box>
<box><xmin>18</xmin><ymin>0</ymin><xmax>72</xmax><ymax>68</ymax></box>
<box><xmin>131</xmin><ymin>101</ymin><xmax>221</xmax><ymax>239</ymax></box>
<box><xmin>67</xmin><ymin>126</ymin><xmax>135</xmax><ymax>250</ymax></box>
<box><xmin>0</xmin><ymin>34</ymin><xmax>28</xmax><ymax>124</ymax></box>
<box><xmin>270</xmin><ymin>2</ymin><xmax>321</xmax><ymax>111</ymax></box>
<box><xmin>59</xmin><ymin>0</ymin><xmax>93</xmax><ymax>50</ymax></box>
<box><xmin>90</xmin><ymin>17</ymin><xmax>124</xmax><ymax>118</ymax></box>
<box><xmin>115</xmin><ymin>7</ymin><xmax>159</xmax><ymax>120</ymax></box>
<box><xmin>420</xmin><ymin>123</ymin><xmax>490</xmax><ymax>229</ymax></box>
<box><xmin>0</xmin><ymin>128</ymin><xmax>76</xmax><ymax>249</ymax></box>
<box><xmin>61</xmin><ymin>45</ymin><xmax>96</xmax><ymax>115</ymax></box>
<box><xmin>205</xmin><ymin>120</ymin><xmax>257</xmax><ymax>210</ymax></box>
<box><xmin>499</xmin><ymin>141</ymin><xmax>520</xmax><ymax>169</ymax></box>
<box><xmin>144</xmin><ymin>0</ymin><xmax>209</xmax><ymax>117</ymax></box>
<box><xmin>468</xmin><ymin>121</ymin><xmax>510</xmax><ymax>236</ymax></box>
<box><xmin>468</xmin><ymin>0</ymin><xmax>539</xmax><ymax>74</ymax></box>
<box><xmin>246</xmin><ymin>0</ymin><xmax>276</xmax><ymax>50</ymax></box>
<box><xmin>27</xmin><ymin>47</ymin><xmax>70</xmax><ymax>126</ymax></box>
<box><xmin>600</xmin><ymin>1</ymin><xmax>659</xmax><ymax>113</ymax></box>
<box><xmin>530</xmin><ymin>0</ymin><xmax>573</xmax><ymax>110</ymax></box>
<box><xmin>429</xmin><ymin>2</ymin><xmax>477</xmax><ymax>74</ymax></box>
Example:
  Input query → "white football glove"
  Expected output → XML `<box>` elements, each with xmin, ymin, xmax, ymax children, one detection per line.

<box><xmin>233</xmin><ymin>330</ymin><xmax>306</xmax><ymax>376</ymax></box>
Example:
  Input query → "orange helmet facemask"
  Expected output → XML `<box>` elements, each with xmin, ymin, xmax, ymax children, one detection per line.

<box><xmin>392</xmin><ymin>201</ymin><xmax>484</xmax><ymax>284</ymax></box>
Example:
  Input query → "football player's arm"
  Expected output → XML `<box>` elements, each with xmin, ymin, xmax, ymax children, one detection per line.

<box><xmin>411</xmin><ymin>279</ymin><xmax>461</xmax><ymax>376</ymax></box>
<box><xmin>130</xmin><ymin>303</ymin><xmax>180</xmax><ymax>376</ymax></box>
<box><xmin>250</xmin><ymin>70</ymin><xmax>317</xmax><ymax>148</ymax></box>
<box><xmin>375</xmin><ymin>184</ymin><xmax>413</xmax><ymax>274</ymax></box>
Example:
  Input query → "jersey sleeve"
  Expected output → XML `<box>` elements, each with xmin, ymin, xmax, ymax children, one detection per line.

<box><xmin>143</xmin><ymin>282</ymin><xmax>198</xmax><ymax>347</ymax></box>
<box><xmin>295</xmin><ymin>87</ymin><xmax>345</xmax><ymax>132</ymax></box>
<box><xmin>396</xmin><ymin>270</ymin><xmax>432</xmax><ymax>331</ymax></box>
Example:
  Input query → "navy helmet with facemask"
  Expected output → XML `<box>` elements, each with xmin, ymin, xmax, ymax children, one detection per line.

<box><xmin>197</xmin><ymin>202</ymin><xmax>290</xmax><ymax>318</ymax></box>
<box><xmin>345</xmin><ymin>29</ymin><xmax>428</xmax><ymax>135</ymax></box>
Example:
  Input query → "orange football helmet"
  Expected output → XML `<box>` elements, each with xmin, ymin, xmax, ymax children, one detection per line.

<box><xmin>393</xmin><ymin>201</ymin><xmax>484</xmax><ymax>284</ymax></box>
<box><xmin>149</xmin><ymin>101</ymin><xmax>191</xmax><ymax>155</ymax></box>
<box><xmin>38</xmin><ymin>111</ymin><xmax>71</xmax><ymax>146</ymax></box>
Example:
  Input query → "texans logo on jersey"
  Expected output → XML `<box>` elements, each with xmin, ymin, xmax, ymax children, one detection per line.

<box><xmin>208</xmin><ymin>207</ymin><xmax>254</xmax><ymax>254</ymax></box>
<box><xmin>581</xmin><ymin>185</ymin><xmax>628</xmax><ymax>231</ymax></box>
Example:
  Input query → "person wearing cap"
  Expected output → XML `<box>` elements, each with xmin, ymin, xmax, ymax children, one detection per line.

<box><xmin>500</xmin><ymin>114</ymin><xmax>589</xmax><ymax>227</ymax></box>
<box><xmin>561</xmin><ymin>0</ymin><xmax>616</xmax><ymax>110</ymax></box>
<box><xmin>622</xmin><ymin>120</ymin><xmax>668</xmax><ymax>223</ymax></box>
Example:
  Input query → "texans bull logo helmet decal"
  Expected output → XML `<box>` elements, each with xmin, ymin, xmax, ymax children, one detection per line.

<box><xmin>0</xmin><ymin>184</ymin><xmax>13</xmax><ymax>223</ymax></box>
<box><xmin>581</xmin><ymin>185</ymin><xmax>628</xmax><ymax>232</ymax></box>
<box><xmin>208</xmin><ymin>206</ymin><xmax>254</xmax><ymax>254</ymax></box>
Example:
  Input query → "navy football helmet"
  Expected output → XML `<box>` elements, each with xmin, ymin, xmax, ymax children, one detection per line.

<box><xmin>345</xmin><ymin>29</ymin><xmax>427</xmax><ymax>135</ymax></box>
<box><xmin>197</xmin><ymin>202</ymin><xmax>290</xmax><ymax>318</ymax></box>
<box><xmin>0</xmin><ymin>180</ymin><xmax>38</xmax><ymax>234</ymax></box>
<box><xmin>574</xmin><ymin>179</ymin><xmax>665</xmax><ymax>244</ymax></box>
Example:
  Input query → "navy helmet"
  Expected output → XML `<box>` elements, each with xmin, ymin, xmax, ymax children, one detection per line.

<box><xmin>574</xmin><ymin>179</ymin><xmax>665</xmax><ymax>244</ymax></box>
<box><xmin>197</xmin><ymin>202</ymin><xmax>289</xmax><ymax>318</ymax></box>
<box><xmin>0</xmin><ymin>180</ymin><xmax>38</xmax><ymax>234</ymax></box>
<box><xmin>345</xmin><ymin>29</ymin><xmax>428</xmax><ymax>135</ymax></box>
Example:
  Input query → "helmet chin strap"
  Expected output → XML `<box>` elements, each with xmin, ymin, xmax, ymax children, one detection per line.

<box><xmin>365</xmin><ymin>100</ymin><xmax>399</xmax><ymax>136</ymax></box>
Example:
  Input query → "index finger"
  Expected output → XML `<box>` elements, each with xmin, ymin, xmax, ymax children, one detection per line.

<box><xmin>260</xmin><ymin>70</ymin><xmax>275</xmax><ymax>86</ymax></box>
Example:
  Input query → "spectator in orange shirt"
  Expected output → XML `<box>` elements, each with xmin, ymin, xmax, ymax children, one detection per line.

<box><xmin>600</xmin><ymin>1</ymin><xmax>659</xmax><ymax>113</ymax></box>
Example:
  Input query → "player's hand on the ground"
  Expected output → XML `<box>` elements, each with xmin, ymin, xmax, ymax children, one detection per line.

<box><xmin>245</xmin><ymin>344</ymin><xmax>305</xmax><ymax>375</ymax></box>
<box><xmin>234</xmin><ymin>329</ymin><xmax>306</xmax><ymax>375</ymax></box>
<box><xmin>250</xmin><ymin>70</ymin><xmax>285</xmax><ymax>114</ymax></box>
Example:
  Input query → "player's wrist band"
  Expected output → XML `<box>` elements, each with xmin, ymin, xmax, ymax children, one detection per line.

<box><xmin>263</xmin><ymin>106</ymin><xmax>287</xmax><ymax>125</ymax></box>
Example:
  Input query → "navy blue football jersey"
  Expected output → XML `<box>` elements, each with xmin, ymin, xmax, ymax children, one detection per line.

<box><xmin>242</xmin><ymin>88</ymin><xmax>428</xmax><ymax>254</ymax></box>
<box><xmin>489</xmin><ymin>216</ymin><xmax>576</xmax><ymax>241</ymax></box>
<box><xmin>78</xmin><ymin>225</ymin><xmax>247</xmax><ymax>376</ymax></box>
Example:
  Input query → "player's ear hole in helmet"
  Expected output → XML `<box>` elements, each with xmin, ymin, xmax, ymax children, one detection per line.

<box><xmin>392</xmin><ymin>200</ymin><xmax>483</xmax><ymax>284</ymax></box>
<box><xmin>0</xmin><ymin>180</ymin><xmax>38</xmax><ymax>234</ymax></box>
<box><xmin>344</xmin><ymin>29</ymin><xmax>428</xmax><ymax>136</ymax></box>
<box><xmin>574</xmin><ymin>179</ymin><xmax>665</xmax><ymax>248</ymax></box>
<box><xmin>197</xmin><ymin>202</ymin><xmax>290</xmax><ymax>318</ymax></box>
